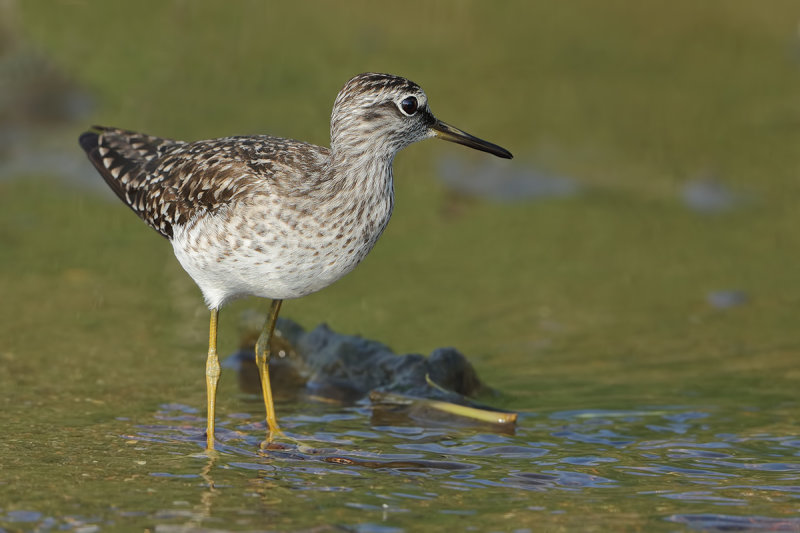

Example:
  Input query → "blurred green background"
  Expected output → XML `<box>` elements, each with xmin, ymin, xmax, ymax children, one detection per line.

<box><xmin>1</xmin><ymin>1</ymin><xmax>799</xmax><ymax>529</ymax></box>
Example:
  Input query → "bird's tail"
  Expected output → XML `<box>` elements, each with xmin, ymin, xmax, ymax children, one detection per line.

<box><xmin>79</xmin><ymin>126</ymin><xmax>178</xmax><ymax>206</ymax></box>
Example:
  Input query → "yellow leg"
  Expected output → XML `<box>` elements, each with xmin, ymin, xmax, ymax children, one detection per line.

<box><xmin>255</xmin><ymin>299</ymin><xmax>283</xmax><ymax>445</ymax></box>
<box><xmin>205</xmin><ymin>308</ymin><xmax>220</xmax><ymax>450</ymax></box>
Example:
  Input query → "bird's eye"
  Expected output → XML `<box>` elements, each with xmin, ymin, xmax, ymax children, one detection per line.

<box><xmin>399</xmin><ymin>96</ymin><xmax>418</xmax><ymax>116</ymax></box>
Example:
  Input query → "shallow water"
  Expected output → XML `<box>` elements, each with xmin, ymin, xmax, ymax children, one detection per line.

<box><xmin>2</xmin><ymin>397</ymin><xmax>798</xmax><ymax>531</ymax></box>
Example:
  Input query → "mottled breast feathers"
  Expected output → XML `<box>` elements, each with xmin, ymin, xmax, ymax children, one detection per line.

<box><xmin>79</xmin><ymin>126</ymin><xmax>329</xmax><ymax>238</ymax></box>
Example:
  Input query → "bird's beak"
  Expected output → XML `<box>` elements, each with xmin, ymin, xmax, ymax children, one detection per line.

<box><xmin>431</xmin><ymin>120</ymin><xmax>513</xmax><ymax>159</ymax></box>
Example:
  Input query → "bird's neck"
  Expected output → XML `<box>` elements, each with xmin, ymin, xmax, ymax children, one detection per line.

<box><xmin>326</xmin><ymin>109</ymin><xmax>397</xmax><ymax>198</ymax></box>
<box><xmin>321</xmin><ymin>144</ymin><xmax>396</xmax><ymax>232</ymax></box>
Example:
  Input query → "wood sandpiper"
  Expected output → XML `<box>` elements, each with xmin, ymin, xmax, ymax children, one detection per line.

<box><xmin>79</xmin><ymin>72</ymin><xmax>512</xmax><ymax>450</ymax></box>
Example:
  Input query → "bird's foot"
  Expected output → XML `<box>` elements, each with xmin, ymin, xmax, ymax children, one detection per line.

<box><xmin>259</xmin><ymin>426</ymin><xmax>304</xmax><ymax>451</ymax></box>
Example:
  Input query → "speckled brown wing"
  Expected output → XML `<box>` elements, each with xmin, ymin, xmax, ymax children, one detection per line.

<box><xmin>80</xmin><ymin>126</ymin><xmax>189</xmax><ymax>238</ymax></box>
<box><xmin>80</xmin><ymin>127</ymin><xmax>330</xmax><ymax>239</ymax></box>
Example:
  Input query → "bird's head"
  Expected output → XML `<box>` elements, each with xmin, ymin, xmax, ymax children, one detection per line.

<box><xmin>331</xmin><ymin>73</ymin><xmax>512</xmax><ymax>160</ymax></box>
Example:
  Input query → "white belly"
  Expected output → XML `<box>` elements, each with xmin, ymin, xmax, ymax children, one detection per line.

<box><xmin>170</xmin><ymin>200</ymin><xmax>389</xmax><ymax>309</ymax></box>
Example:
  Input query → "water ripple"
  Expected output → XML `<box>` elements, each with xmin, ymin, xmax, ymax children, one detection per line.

<box><xmin>667</xmin><ymin>513</ymin><xmax>800</xmax><ymax>531</ymax></box>
<box><xmin>57</xmin><ymin>403</ymin><xmax>797</xmax><ymax>532</ymax></box>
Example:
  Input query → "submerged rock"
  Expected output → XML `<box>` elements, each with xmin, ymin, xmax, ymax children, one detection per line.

<box><xmin>224</xmin><ymin>314</ymin><xmax>517</xmax><ymax>429</ymax></box>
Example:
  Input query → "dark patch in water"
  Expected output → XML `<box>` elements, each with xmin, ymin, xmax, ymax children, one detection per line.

<box><xmin>0</xmin><ymin>38</ymin><xmax>100</xmax><ymax>190</ymax></box>
<box><xmin>707</xmin><ymin>290</ymin><xmax>749</xmax><ymax>309</ymax></box>
<box><xmin>437</xmin><ymin>154</ymin><xmax>579</xmax><ymax>202</ymax></box>
<box><xmin>682</xmin><ymin>178</ymin><xmax>746</xmax><ymax>214</ymax></box>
